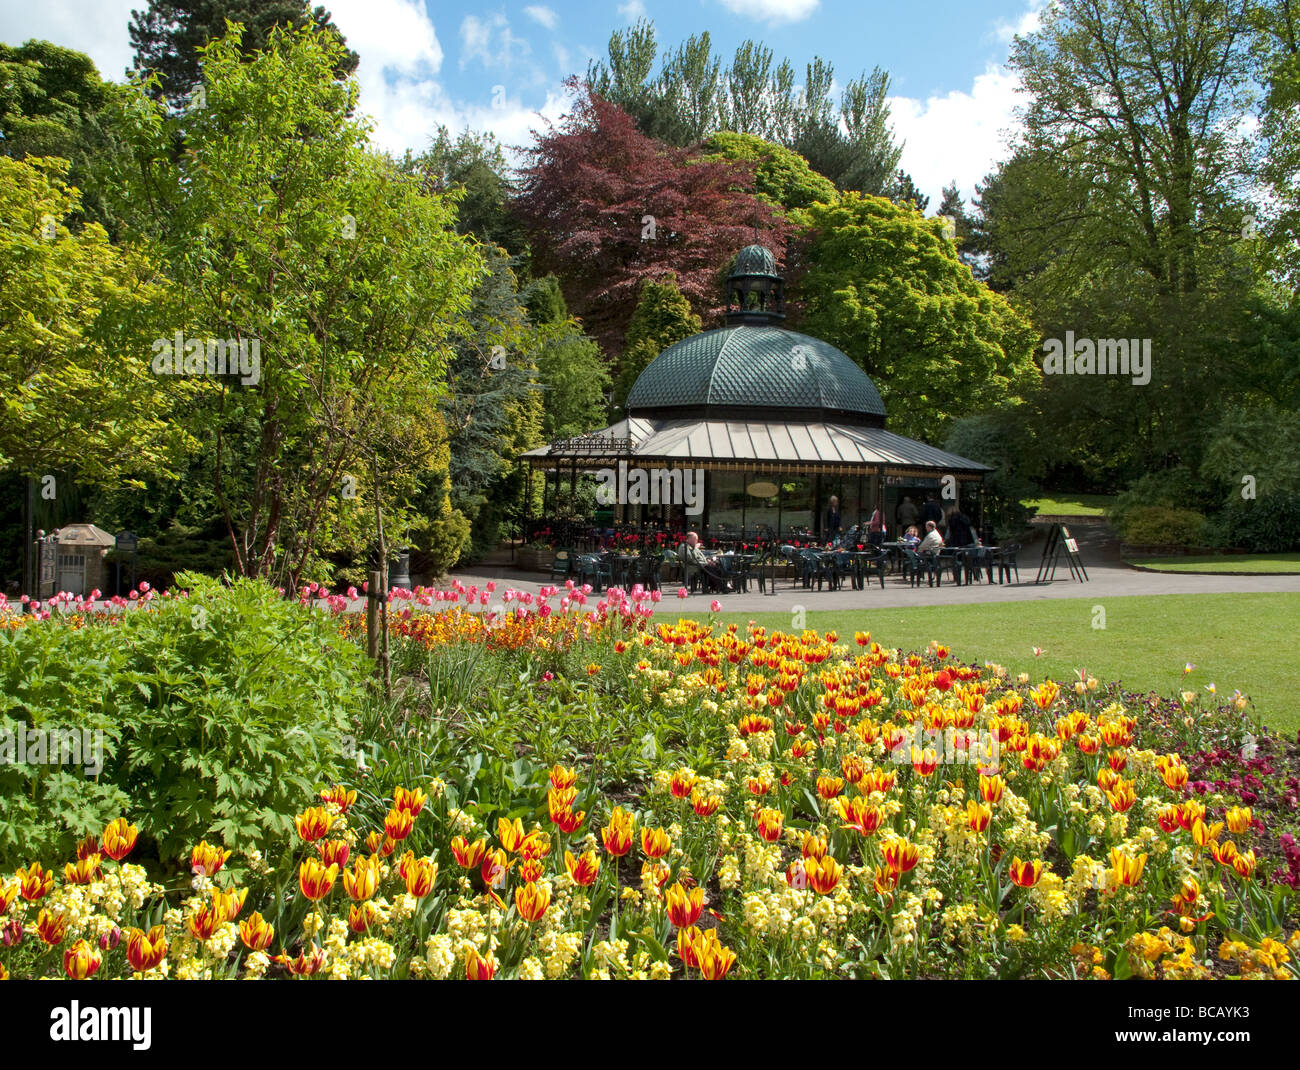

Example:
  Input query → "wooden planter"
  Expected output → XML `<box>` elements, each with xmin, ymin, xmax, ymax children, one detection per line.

<box><xmin>516</xmin><ymin>547</ymin><xmax>554</xmax><ymax>573</ymax></box>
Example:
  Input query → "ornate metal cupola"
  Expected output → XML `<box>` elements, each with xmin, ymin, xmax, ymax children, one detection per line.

<box><xmin>725</xmin><ymin>243</ymin><xmax>785</xmax><ymax>325</ymax></box>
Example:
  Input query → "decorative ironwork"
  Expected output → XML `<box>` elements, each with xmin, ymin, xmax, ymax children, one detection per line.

<box><xmin>548</xmin><ymin>435</ymin><xmax>633</xmax><ymax>455</ymax></box>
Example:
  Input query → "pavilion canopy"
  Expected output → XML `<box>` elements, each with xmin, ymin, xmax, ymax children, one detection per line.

<box><xmin>521</xmin><ymin>416</ymin><xmax>992</xmax><ymax>478</ymax></box>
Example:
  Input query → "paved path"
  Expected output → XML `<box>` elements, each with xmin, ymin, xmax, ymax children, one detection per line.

<box><xmin>12</xmin><ymin>526</ymin><xmax>1298</xmax><ymax>617</ymax></box>
<box><xmin>447</xmin><ymin>525</ymin><xmax>1300</xmax><ymax>612</ymax></box>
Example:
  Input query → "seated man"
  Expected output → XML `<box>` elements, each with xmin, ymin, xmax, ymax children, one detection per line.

<box><xmin>679</xmin><ymin>532</ymin><xmax>733</xmax><ymax>593</ymax></box>
<box><xmin>918</xmin><ymin>520</ymin><xmax>944</xmax><ymax>556</ymax></box>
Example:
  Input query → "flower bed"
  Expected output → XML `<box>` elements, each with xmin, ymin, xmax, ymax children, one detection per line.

<box><xmin>0</xmin><ymin>582</ymin><xmax>1296</xmax><ymax>980</ymax></box>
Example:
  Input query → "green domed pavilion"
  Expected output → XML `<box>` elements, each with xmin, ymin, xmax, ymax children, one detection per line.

<box><xmin>523</xmin><ymin>244</ymin><xmax>990</xmax><ymax>540</ymax></box>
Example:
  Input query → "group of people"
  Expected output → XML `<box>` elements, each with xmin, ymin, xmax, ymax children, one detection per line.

<box><xmin>826</xmin><ymin>491</ymin><xmax>980</xmax><ymax>557</ymax></box>
<box><xmin>677</xmin><ymin>491</ymin><xmax>982</xmax><ymax>595</ymax></box>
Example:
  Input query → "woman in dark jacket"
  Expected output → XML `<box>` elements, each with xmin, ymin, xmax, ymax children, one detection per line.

<box><xmin>945</xmin><ymin>507</ymin><xmax>976</xmax><ymax>547</ymax></box>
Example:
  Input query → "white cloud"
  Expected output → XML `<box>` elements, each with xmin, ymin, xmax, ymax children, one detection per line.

<box><xmin>0</xmin><ymin>0</ymin><xmax>138</xmax><ymax>81</ymax></box>
<box><xmin>617</xmin><ymin>0</ymin><xmax>647</xmax><ymax>19</ymax></box>
<box><xmin>459</xmin><ymin>13</ymin><xmax>530</xmax><ymax>73</ymax></box>
<box><xmin>889</xmin><ymin>63</ymin><xmax>1025</xmax><ymax>209</ymax></box>
<box><xmin>716</xmin><ymin>0</ymin><xmax>820</xmax><ymax>24</ymax></box>
<box><xmin>326</xmin><ymin>0</ymin><xmax>446</xmax><ymax>154</ymax></box>
<box><xmin>992</xmin><ymin>0</ymin><xmax>1045</xmax><ymax>43</ymax></box>
<box><xmin>524</xmin><ymin>5</ymin><xmax>559</xmax><ymax>31</ymax></box>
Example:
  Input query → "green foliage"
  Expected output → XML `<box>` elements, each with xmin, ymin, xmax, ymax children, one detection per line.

<box><xmin>444</xmin><ymin>247</ymin><xmax>545</xmax><ymax>560</ymax></box>
<box><xmin>800</xmin><ymin>193</ymin><xmax>1040</xmax><ymax>440</ymax></box>
<box><xmin>0</xmin><ymin>40</ymin><xmax>124</xmax><ymax>234</ymax></box>
<box><xmin>701</xmin><ymin>131</ymin><xmax>837</xmax><ymax>215</ymax></box>
<box><xmin>614</xmin><ymin>276</ymin><xmax>702</xmax><ymax>410</ymax></box>
<box><xmin>535</xmin><ymin>330</ymin><xmax>611</xmax><ymax>440</ymax></box>
<box><xmin>0</xmin><ymin>574</ymin><xmax>366</xmax><ymax>866</ymax></box>
<box><xmin>0</xmin><ymin>155</ymin><xmax>193</xmax><ymax>483</ymax></box>
<box><xmin>104</xmin><ymin>22</ymin><xmax>484</xmax><ymax>586</ymax></box>
<box><xmin>128</xmin><ymin>0</ymin><xmax>359</xmax><ymax>110</ymax></box>
<box><xmin>1116</xmin><ymin>506</ymin><xmax>1206</xmax><ymax>548</ymax></box>
<box><xmin>586</xmin><ymin>20</ymin><xmax>902</xmax><ymax>198</ymax></box>
<box><xmin>406</xmin><ymin>126</ymin><xmax>527</xmax><ymax>257</ymax></box>
<box><xmin>1108</xmin><ymin>468</ymin><xmax>1211</xmax><ymax>535</ymax></box>
<box><xmin>943</xmin><ymin>412</ymin><xmax>1040</xmax><ymax>540</ymax></box>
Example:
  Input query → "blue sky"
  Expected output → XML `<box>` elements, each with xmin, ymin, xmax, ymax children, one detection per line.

<box><xmin>0</xmin><ymin>0</ymin><xmax>1046</xmax><ymax>205</ymax></box>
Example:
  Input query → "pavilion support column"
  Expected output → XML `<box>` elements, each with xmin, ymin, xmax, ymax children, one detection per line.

<box><xmin>814</xmin><ymin>472</ymin><xmax>822</xmax><ymax>541</ymax></box>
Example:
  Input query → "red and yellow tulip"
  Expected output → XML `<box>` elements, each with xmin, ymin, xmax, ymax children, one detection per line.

<box><xmin>101</xmin><ymin>818</ymin><xmax>138</xmax><ymax>861</ymax></box>
<box><xmin>126</xmin><ymin>925</ymin><xmax>167</xmax><ymax>971</ymax></box>
<box><xmin>62</xmin><ymin>939</ymin><xmax>102</xmax><ymax>980</ymax></box>
<box><xmin>665</xmin><ymin>882</ymin><xmax>704</xmax><ymax>927</ymax></box>
<box><xmin>298</xmin><ymin>858</ymin><xmax>339</xmax><ymax>901</ymax></box>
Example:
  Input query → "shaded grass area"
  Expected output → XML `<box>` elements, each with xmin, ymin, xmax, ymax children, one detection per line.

<box><xmin>697</xmin><ymin>593</ymin><xmax>1300</xmax><ymax>734</ymax></box>
<box><xmin>1126</xmin><ymin>553</ymin><xmax>1300</xmax><ymax>574</ymax></box>
<box><xmin>1026</xmin><ymin>493</ymin><xmax>1116</xmax><ymax>516</ymax></box>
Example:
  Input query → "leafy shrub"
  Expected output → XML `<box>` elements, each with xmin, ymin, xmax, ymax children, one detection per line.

<box><xmin>1117</xmin><ymin>505</ymin><xmax>1205</xmax><ymax>548</ymax></box>
<box><xmin>1107</xmin><ymin>467</ymin><xmax>1211</xmax><ymax>538</ymax></box>
<box><xmin>1203</xmin><ymin>493</ymin><xmax>1300</xmax><ymax>553</ymax></box>
<box><xmin>0</xmin><ymin>573</ymin><xmax>366</xmax><ymax>866</ymax></box>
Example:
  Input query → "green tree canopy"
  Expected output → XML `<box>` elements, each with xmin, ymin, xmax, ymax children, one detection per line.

<box><xmin>701</xmin><ymin>131</ymin><xmax>837</xmax><ymax>216</ymax></box>
<box><xmin>0</xmin><ymin>156</ymin><xmax>190</xmax><ymax>483</ymax></box>
<box><xmin>614</xmin><ymin>275</ymin><xmax>702</xmax><ymax>411</ymax></box>
<box><xmin>104</xmin><ymin>23</ymin><xmax>481</xmax><ymax>584</ymax></box>
<box><xmin>799</xmin><ymin>193</ymin><xmax>1039</xmax><ymax>441</ymax></box>
<box><xmin>128</xmin><ymin>0</ymin><xmax>358</xmax><ymax>109</ymax></box>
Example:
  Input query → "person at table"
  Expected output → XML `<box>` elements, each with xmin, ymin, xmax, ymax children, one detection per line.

<box><xmin>918</xmin><ymin>520</ymin><xmax>944</xmax><ymax>556</ymax></box>
<box><xmin>825</xmin><ymin>496</ymin><xmax>842</xmax><ymax>539</ymax></box>
<box><xmin>944</xmin><ymin>506</ymin><xmax>976</xmax><ymax>548</ymax></box>
<box><xmin>896</xmin><ymin>496</ymin><xmax>919</xmax><ymax>531</ymax></box>
<box><xmin>868</xmin><ymin>506</ymin><xmax>887</xmax><ymax>538</ymax></box>
<box><xmin>901</xmin><ymin>525</ymin><xmax>922</xmax><ymax>549</ymax></box>
<box><xmin>680</xmin><ymin>532</ymin><xmax>734</xmax><ymax>593</ymax></box>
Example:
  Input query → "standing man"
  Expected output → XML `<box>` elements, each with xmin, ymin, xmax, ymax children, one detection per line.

<box><xmin>896</xmin><ymin>495</ymin><xmax>919</xmax><ymax>532</ymax></box>
<box><xmin>825</xmin><ymin>495</ymin><xmax>843</xmax><ymax>541</ymax></box>
<box><xmin>922</xmin><ymin>493</ymin><xmax>945</xmax><ymax>531</ymax></box>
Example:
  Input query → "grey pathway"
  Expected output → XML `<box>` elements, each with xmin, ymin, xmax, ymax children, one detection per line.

<box><xmin>447</xmin><ymin>525</ymin><xmax>1300</xmax><ymax>613</ymax></box>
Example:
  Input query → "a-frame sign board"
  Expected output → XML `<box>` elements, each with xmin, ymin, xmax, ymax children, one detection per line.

<box><xmin>1035</xmin><ymin>524</ymin><xmax>1089</xmax><ymax>583</ymax></box>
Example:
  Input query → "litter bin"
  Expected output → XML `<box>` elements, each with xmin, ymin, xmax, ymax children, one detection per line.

<box><xmin>388</xmin><ymin>550</ymin><xmax>411</xmax><ymax>591</ymax></box>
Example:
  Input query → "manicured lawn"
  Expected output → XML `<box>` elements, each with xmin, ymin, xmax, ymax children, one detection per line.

<box><xmin>707</xmin><ymin>593</ymin><xmax>1300</xmax><ymax>734</ymax></box>
<box><xmin>1126</xmin><ymin>553</ymin><xmax>1300</xmax><ymax>574</ymax></box>
<box><xmin>1026</xmin><ymin>493</ymin><xmax>1116</xmax><ymax>516</ymax></box>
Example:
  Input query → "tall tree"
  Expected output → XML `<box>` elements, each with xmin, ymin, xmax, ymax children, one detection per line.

<box><xmin>585</xmin><ymin>19</ymin><xmax>903</xmax><ymax>198</ymax></box>
<box><xmin>105</xmin><ymin>23</ymin><xmax>480</xmax><ymax>585</ymax></box>
<box><xmin>513</xmin><ymin>83</ymin><xmax>793</xmax><ymax>355</ymax></box>
<box><xmin>934</xmin><ymin>181</ymin><xmax>977</xmax><ymax>271</ymax></box>
<box><xmin>1008</xmin><ymin>0</ymin><xmax>1255</xmax><ymax>299</ymax></box>
<box><xmin>1255</xmin><ymin>0</ymin><xmax>1300</xmax><ymax>286</ymax></box>
<box><xmin>405</xmin><ymin>127</ymin><xmax>526</xmax><ymax>258</ymax></box>
<box><xmin>128</xmin><ymin>0</ymin><xmax>358</xmax><ymax>109</ymax></box>
<box><xmin>800</xmin><ymin>193</ymin><xmax>1039</xmax><ymax>441</ymax></box>
<box><xmin>992</xmin><ymin>0</ymin><xmax>1269</xmax><ymax>481</ymax></box>
<box><xmin>0</xmin><ymin>42</ymin><xmax>124</xmax><ymax>233</ymax></box>
<box><xmin>0</xmin><ymin>156</ymin><xmax>189</xmax><ymax>482</ymax></box>
<box><xmin>613</xmin><ymin>275</ymin><xmax>701</xmax><ymax>410</ymax></box>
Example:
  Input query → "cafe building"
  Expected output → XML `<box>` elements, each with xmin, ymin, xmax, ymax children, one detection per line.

<box><xmin>521</xmin><ymin>244</ymin><xmax>991</xmax><ymax>542</ymax></box>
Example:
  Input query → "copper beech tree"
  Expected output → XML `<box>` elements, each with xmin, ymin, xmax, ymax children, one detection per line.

<box><xmin>513</xmin><ymin>82</ymin><xmax>795</xmax><ymax>357</ymax></box>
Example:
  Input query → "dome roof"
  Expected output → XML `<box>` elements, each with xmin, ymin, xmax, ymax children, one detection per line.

<box><xmin>625</xmin><ymin>324</ymin><xmax>887</xmax><ymax>426</ymax></box>
<box><xmin>730</xmin><ymin>243</ymin><xmax>780</xmax><ymax>278</ymax></box>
